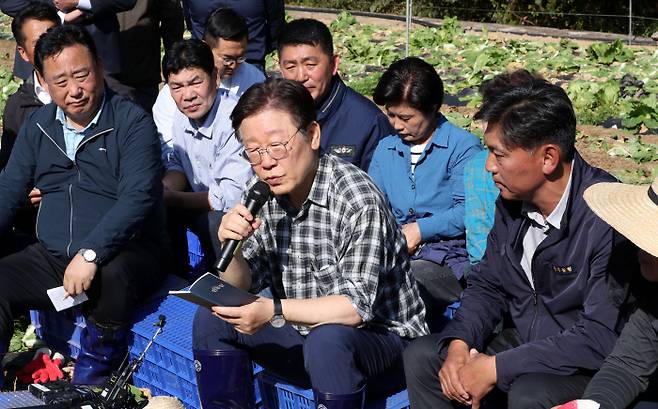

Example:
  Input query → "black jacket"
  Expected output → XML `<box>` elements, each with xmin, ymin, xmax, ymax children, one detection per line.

<box><xmin>0</xmin><ymin>89</ymin><xmax>166</xmax><ymax>264</ymax></box>
<box><xmin>0</xmin><ymin>73</ymin><xmax>43</xmax><ymax>170</ymax></box>
<box><xmin>183</xmin><ymin>0</ymin><xmax>284</xmax><ymax>67</ymax></box>
<box><xmin>1</xmin><ymin>0</ymin><xmax>137</xmax><ymax>77</ymax></box>
<box><xmin>438</xmin><ymin>153</ymin><xmax>634</xmax><ymax>391</ymax></box>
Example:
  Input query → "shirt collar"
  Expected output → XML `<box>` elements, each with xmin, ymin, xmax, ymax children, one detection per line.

<box><xmin>55</xmin><ymin>93</ymin><xmax>105</xmax><ymax>132</ymax></box>
<box><xmin>522</xmin><ymin>161</ymin><xmax>575</xmax><ymax>230</ymax></box>
<box><xmin>306</xmin><ymin>154</ymin><xmax>331</xmax><ymax>206</ymax></box>
<box><xmin>317</xmin><ymin>75</ymin><xmax>342</xmax><ymax>118</ymax></box>
<box><xmin>185</xmin><ymin>91</ymin><xmax>222</xmax><ymax>139</ymax></box>
<box><xmin>278</xmin><ymin>154</ymin><xmax>330</xmax><ymax>215</ymax></box>
<box><xmin>33</xmin><ymin>71</ymin><xmax>51</xmax><ymax>105</ymax></box>
<box><xmin>392</xmin><ymin>113</ymin><xmax>449</xmax><ymax>152</ymax></box>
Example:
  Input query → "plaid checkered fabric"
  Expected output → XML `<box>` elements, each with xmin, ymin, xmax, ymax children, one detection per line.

<box><xmin>243</xmin><ymin>154</ymin><xmax>428</xmax><ymax>338</ymax></box>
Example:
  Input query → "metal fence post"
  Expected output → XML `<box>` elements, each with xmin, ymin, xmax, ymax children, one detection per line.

<box><xmin>628</xmin><ymin>0</ymin><xmax>633</xmax><ymax>44</ymax></box>
<box><xmin>405</xmin><ymin>0</ymin><xmax>412</xmax><ymax>57</ymax></box>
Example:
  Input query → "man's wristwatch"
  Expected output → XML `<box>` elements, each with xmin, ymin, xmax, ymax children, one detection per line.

<box><xmin>270</xmin><ymin>298</ymin><xmax>286</xmax><ymax>328</ymax></box>
<box><xmin>78</xmin><ymin>248</ymin><xmax>97</xmax><ymax>263</ymax></box>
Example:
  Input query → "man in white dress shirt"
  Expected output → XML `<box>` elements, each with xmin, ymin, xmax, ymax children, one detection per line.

<box><xmin>154</xmin><ymin>7</ymin><xmax>265</xmax><ymax>159</ymax></box>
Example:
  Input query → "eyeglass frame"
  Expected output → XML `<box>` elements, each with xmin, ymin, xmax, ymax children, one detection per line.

<box><xmin>240</xmin><ymin>127</ymin><xmax>303</xmax><ymax>165</ymax></box>
<box><xmin>218</xmin><ymin>54</ymin><xmax>247</xmax><ymax>66</ymax></box>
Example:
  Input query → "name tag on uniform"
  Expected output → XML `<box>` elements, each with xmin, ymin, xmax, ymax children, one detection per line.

<box><xmin>552</xmin><ymin>265</ymin><xmax>574</xmax><ymax>274</ymax></box>
<box><xmin>330</xmin><ymin>144</ymin><xmax>356</xmax><ymax>157</ymax></box>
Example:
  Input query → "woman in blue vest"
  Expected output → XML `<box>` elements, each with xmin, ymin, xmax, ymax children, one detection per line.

<box><xmin>368</xmin><ymin>57</ymin><xmax>482</xmax><ymax>330</ymax></box>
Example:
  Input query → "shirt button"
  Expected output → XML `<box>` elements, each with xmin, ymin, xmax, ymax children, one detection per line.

<box><xmin>408</xmin><ymin>208</ymin><xmax>415</xmax><ymax>216</ymax></box>
<box><xmin>411</xmin><ymin>182</ymin><xmax>416</xmax><ymax>190</ymax></box>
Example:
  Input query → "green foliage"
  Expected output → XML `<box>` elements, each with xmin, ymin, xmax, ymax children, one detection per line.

<box><xmin>622</xmin><ymin>94</ymin><xmax>658</xmax><ymax>131</ymax></box>
<box><xmin>349</xmin><ymin>71</ymin><xmax>383</xmax><ymax>96</ymax></box>
<box><xmin>330</xmin><ymin>10</ymin><xmax>358</xmax><ymax>30</ymax></box>
<box><xmin>289</xmin><ymin>0</ymin><xmax>658</xmax><ymax>36</ymax></box>
<box><xmin>443</xmin><ymin>111</ymin><xmax>472</xmax><ymax>129</ymax></box>
<box><xmin>321</xmin><ymin>12</ymin><xmax>658</xmax><ymax>135</ymax></box>
<box><xmin>0</xmin><ymin>67</ymin><xmax>21</xmax><ymax>118</ymax></box>
<box><xmin>607</xmin><ymin>137</ymin><xmax>658</xmax><ymax>164</ymax></box>
<box><xmin>586</xmin><ymin>39</ymin><xmax>634</xmax><ymax>65</ymax></box>
<box><xmin>10</xmin><ymin>317</ymin><xmax>30</xmax><ymax>352</ymax></box>
<box><xmin>567</xmin><ymin>80</ymin><xmax>620</xmax><ymax>125</ymax></box>
<box><xmin>613</xmin><ymin>167</ymin><xmax>658</xmax><ymax>185</ymax></box>
<box><xmin>0</xmin><ymin>14</ymin><xmax>13</xmax><ymax>40</ymax></box>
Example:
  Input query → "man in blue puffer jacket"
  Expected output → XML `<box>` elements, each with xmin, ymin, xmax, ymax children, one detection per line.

<box><xmin>0</xmin><ymin>25</ymin><xmax>167</xmax><ymax>388</ymax></box>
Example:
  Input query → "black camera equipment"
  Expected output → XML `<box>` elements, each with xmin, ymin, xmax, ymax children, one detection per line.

<box><xmin>28</xmin><ymin>314</ymin><xmax>167</xmax><ymax>409</ymax></box>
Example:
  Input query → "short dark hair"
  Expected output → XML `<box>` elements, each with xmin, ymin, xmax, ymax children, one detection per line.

<box><xmin>278</xmin><ymin>19</ymin><xmax>333</xmax><ymax>57</ymax></box>
<box><xmin>478</xmin><ymin>69</ymin><xmax>537</xmax><ymax>102</ymax></box>
<box><xmin>163</xmin><ymin>39</ymin><xmax>215</xmax><ymax>81</ymax></box>
<box><xmin>373</xmin><ymin>57</ymin><xmax>444</xmax><ymax>115</ymax></box>
<box><xmin>11</xmin><ymin>3</ymin><xmax>60</xmax><ymax>48</ymax></box>
<box><xmin>474</xmin><ymin>70</ymin><xmax>576</xmax><ymax>161</ymax></box>
<box><xmin>34</xmin><ymin>25</ymin><xmax>98</xmax><ymax>76</ymax></box>
<box><xmin>203</xmin><ymin>7</ymin><xmax>248</xmax><ymax>46</ymax></box>
<box><xmin>231</xmin><ymin>78</ymin><xmax>316</xmax><ymax>141</ymax></box>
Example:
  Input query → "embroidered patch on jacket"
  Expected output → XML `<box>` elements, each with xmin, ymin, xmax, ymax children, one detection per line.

<box><xmin>329</xmin><ymin>144</ymin><xmax>356</xmax><ymax>157</ymax></box>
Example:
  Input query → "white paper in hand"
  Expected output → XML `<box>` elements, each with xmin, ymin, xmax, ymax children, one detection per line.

<box><xmin>47</xmin><ymin>286</ymin><xmax>88</xmax><ymax>312</ymax></box>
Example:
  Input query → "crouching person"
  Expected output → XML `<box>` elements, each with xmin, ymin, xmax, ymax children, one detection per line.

<box><xmin>192</xmin><ymin>78</ymin><xmax>428</xmax><ymax>409</ymax></box>
<box><xmin>0</xmin><ymin>25</ymin><xmax>167</xmax><ymax>387</ymax></box>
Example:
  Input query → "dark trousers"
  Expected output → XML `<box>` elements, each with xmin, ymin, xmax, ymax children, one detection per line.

<box><xmin>410</xmin><ymin>260</ymin><xmax>464</xmax><ymax>331</ymax></box>
<box><xmin>166</xmin><ymin>208</ymin><xmax>224</xmax><ymax>276</ymax></box>
<box><xmin>0</xmin><ymin>241</ymin><xmax>165</xmax><ymax>344</ymax></box>
<box><xmin>404</xmin><ymin>331</ymin><xmax>592</xmax><ymax>409</ymax></box>
<box><xmin>193</xmin><ymin>306</ymin><xmax>409</xmax><ymax>395</ymax></box>
<box><xmin>584</xmin><ymin>307</ymin><xmax>658</xmax><ymax>408</ymax></box>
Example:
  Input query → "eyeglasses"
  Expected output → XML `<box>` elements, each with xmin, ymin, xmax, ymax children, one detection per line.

<box><xmin>218</xmin><ymin>55</ymin><xmax>246</xmax><ymax>66</ymax></box>
<box><xmin>241</xmin><ymin>128</ymin><xmax>301</xmax><ymax>165</ymax></box>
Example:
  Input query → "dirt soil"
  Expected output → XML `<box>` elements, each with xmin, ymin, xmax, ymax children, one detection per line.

<box><xmin>0</xmin><ymin>39</ymin><xmax>14</xmax><ymax>72</ymax></box>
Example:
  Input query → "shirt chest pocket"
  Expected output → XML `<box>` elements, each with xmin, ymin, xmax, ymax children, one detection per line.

<box><xmin>310</xmin><ymin>264</ymin><xmax>337</xmax><ymax>295</ymax></box>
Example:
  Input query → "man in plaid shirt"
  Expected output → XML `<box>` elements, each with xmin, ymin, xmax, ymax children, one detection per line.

<box><xmin>192</xmin><ymin>78</ymin><xmax>427</xmax><ymax>409</ymax></box>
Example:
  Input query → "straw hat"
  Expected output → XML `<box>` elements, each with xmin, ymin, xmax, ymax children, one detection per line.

<box><xmin>583</xmin><ymin>176</ymin><xmax>658</xmax><ymax>258</ymax></box>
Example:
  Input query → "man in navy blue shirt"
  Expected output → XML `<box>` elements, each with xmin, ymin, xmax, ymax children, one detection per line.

<box><xmin>277</xmin><ymin>18</ymin><xmax>394</xmax><ymax>171</ymax></box>
<box><xmin>181</xmin><ymin>0</ymin><xmax>284</xmax><ymax>72</ymax></box>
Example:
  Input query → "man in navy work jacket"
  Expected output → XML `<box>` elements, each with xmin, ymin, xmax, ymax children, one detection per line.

<box><xmin>0</xmin><ymin>25</ymin><xmax>167</xmax><ymax>389</ymax></box>
<box><xmin>278</xmin><ymin>18</ymin><xmax>394</xmax><ymax>171</ymax></box>
<box><xmin>403</xmin><ymin>71</ymin><xmax>635</xmax><ymax>409</ymax></box>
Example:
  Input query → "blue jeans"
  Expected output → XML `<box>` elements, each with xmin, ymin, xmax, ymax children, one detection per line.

<box><xmin>193</xmin><ymin>307</ymin><xmax>409</xmax><ymax>395</ymax></box>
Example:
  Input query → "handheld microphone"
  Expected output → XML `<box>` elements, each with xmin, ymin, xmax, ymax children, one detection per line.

<box><xmin>215</xmin><ymin>180</ymin><xmax>271</xmax><ymax>272</ymax></box>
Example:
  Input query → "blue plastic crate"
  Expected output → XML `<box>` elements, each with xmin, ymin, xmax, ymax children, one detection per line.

<box><xmin>257</xmin><ymin>371</ymin><xmax>410</xmax><ymax>409</ymax></box>
<box><xmin>29</xmin><ymin>308</ymin><xmax>85</xmax><ymax>359</ymax></box>
<box><xmin>0</xmin><ymin>391</ymin><xmax>45</xmax><ymax>408</ymax></box>
<box><xmin>130</xmin><ymin>295</ymin><xmax>262</xmax><ymax>409</ymax></box>
<box><xmin>258</xmin><ymin>372</ymin><xmax>314</xmax><ymax>409</ymax></box>
<box><xmin>130</xmin><ymin>295</ymin><xmax>199</xmax><ymax>407</ymax></box>
<box><xmin>187</xmin><ymin>230</ymin><xmax>207</xmax><ymax>280</ymax></box>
